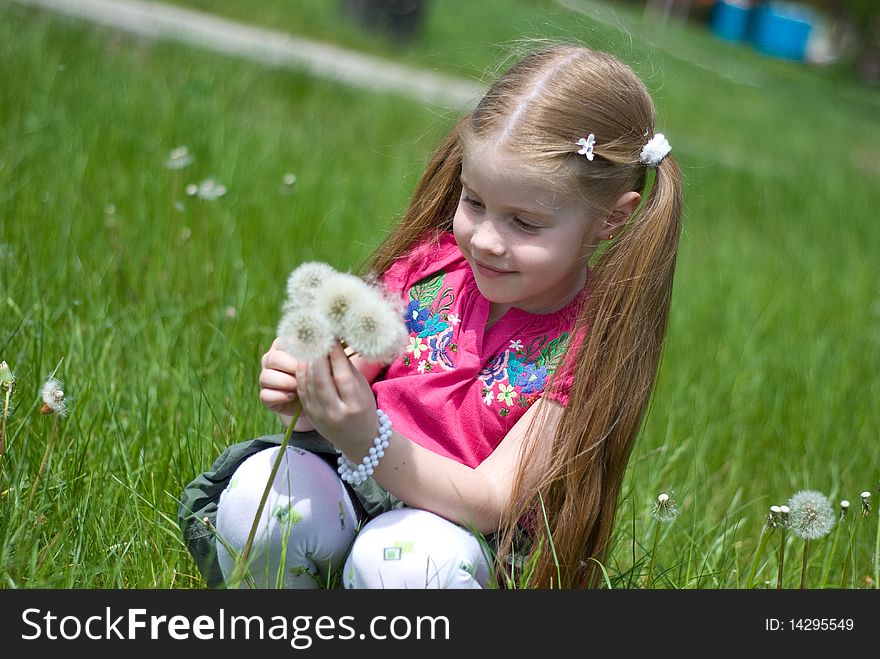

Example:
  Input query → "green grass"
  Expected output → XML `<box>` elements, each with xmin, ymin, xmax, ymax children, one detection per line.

<box><xmin>1</xmin><ymin>1</ymin><xmax>878</xmax><ymax>588</ymax></box>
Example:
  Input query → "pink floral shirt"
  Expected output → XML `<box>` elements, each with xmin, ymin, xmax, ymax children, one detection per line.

<box><xmin>372</xmin><ymin>232</ymin><xmax>589</xmax><ymax>469</ymax></box>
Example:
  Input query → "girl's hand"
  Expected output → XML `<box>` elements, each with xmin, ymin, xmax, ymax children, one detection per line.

<box><xmin>259</xmin><ymin>337</ymin><xmax>313</xmax><ymax>430</ymax></box>
<box><xmin>295</xmin><ymin>342</ymin><xmax>378</xmax><ymax>455</ymax></box>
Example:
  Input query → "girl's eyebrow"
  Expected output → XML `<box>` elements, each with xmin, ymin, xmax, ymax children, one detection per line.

<box><xmin>459</xmin><ymin>175</ymin><xmax>555</xmax><ymax>220</ymax></box>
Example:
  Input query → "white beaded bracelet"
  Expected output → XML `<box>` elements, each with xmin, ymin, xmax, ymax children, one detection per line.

<box><xmin>337</xmin><ymin>409</ymin><xmax>392</xmax><ymax>486</ymax></box>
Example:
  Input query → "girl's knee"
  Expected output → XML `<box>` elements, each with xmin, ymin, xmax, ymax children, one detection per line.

<box><xmin>343</xmin><ymin>508</ymin><xmax>491</xmax><ymax>589</ymax></box>
<box><xmin>215</xmin><ymin>446</ymin><xmax>360</xmax><ymax>588</ymax></box>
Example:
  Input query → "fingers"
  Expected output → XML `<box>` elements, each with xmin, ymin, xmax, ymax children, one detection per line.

<box><xmin>262</xmin><ymin>341</ymin><xmax>299</xmax><ymax>375</ymax></box>
<box><xmin>328</xmin><ymin>341</ymin><xmax>358</xmax><ymax>397</ymax></box>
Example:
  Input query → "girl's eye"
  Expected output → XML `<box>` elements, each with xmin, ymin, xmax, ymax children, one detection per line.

<box><xmin>463</xmin><ymin>196</ymin><xmax>484</xmax><ymax>210</ymax></box>
<box><xmin>513</xmin><ymin>217</ymin><xmax>540</xmax><ymax>233</ymax></box>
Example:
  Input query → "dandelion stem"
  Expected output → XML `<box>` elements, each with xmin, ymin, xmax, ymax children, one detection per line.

<box><xmin>231</xmin><ymin>402</ymin><xmax>303</xmax><ymax>587</ymax></box>
<box><xmin>747</xmin><ymin>526</ymin><xmax>772</xmax><ymax>589</ymax></box>
<box><xmin>776</xmin><ymin>528</ymin><xmax>786</xmax><ymax>589</ymax></box>
<box><xmin>799</xmin><ymin>540</ymin><xmax>810</xmax><ymax>589</ymax></box>
<box><xmin>0</xmin><ymin>387</ymin><xmax>10</xmax><ymax>476</ymax></box>
<box><xmin>874</xmin><ymin>501</ymin><xmax>879</xmax><ymax>590</ymax></box>
<box><xmin>27</xmin><ymin>417</ymin><xmax>57</xmax><ymax>511</ymax></box>
<box><xmin>646</xmin><ymin>519</ymin><xmax>661</xmax><ymax>588</ymax></box>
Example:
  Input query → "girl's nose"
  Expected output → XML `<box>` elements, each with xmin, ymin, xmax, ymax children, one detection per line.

<box><xmin>471</xmin><ymin>217</ymin><xmax>505</xmax><ymax>257</ymax></box>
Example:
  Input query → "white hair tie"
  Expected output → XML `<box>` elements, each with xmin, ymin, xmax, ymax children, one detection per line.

<box><xmin>639</xmin><ymin>133</ymin><xmax>671</xmax><ymax>167</ymax></box>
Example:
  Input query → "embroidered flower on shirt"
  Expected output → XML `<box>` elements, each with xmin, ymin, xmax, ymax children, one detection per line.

<box><xmin>496</xmin><ymin>383</ymin><xmax>517</xmax><ymax>406</ymax></box>
<box><xmin>509</xmin><ymin>339</ymin><xmax>523</xmax><ymax>352</ymax></box>
<box><xmin>478</xmin><ymin>352</ymin><xmax>509</xmax><ymax>388</ymax></box>
<box><xmin>407</xmin><ymin>336</ymin><xmax>428</xmax><ymax>359</ymax></box>
<box><xmin>446</xmin><ymin>313</ymin><xmax>460</xmax><ymax>325</ymax></box>
<box><xmin>418</xmin><ymin>313</ymin><xmax>450</xmax><ymax>339</ymax></box>
<box><xmin>417</xmin><ymin>360</ymin><xmax>429</xmax><ymax>373</ymax></box>
<box><xmin>516</xmin><ymin>363</ymin><xmax>549</xmax><ymax>395</ymax></box>
<box><xmin>427</xmin><ymin>328</ymin><xmax>455</xmax><ymax>370</ymax></box>
<box><xmin>404</xmin><ymin>299</ymin><xmax>429</xmax><ymax>334</ymax></box>
<box><xmin>482</xmin><ymin>389</ymin><xmax>494</xmax><ymax>406</ymax></box>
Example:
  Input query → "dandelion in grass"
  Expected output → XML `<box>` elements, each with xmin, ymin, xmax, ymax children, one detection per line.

<box><xmin>196</xmin><ymin>178</ymin><xmax>227</xmax><ymax>200</ymax></box>
<box><xmin>341</xmin><ymin>293</ymin><xmax>408</xmax><ymax>363</ymax></box>
<box><xmin>276</xmin><ymin>310</ymin><xmax>335</xmax><ymax>363</ymax></box>
<box><xmin>748</xmin><ymin>505</ymin><xmax>783</xmax><ymax>588</ymax></box>
<box><xmin>40</xmin><ymin>377</ymin><xmax>67</xmax><ymax>417</ymax></box>
<box><xmin>283</xmin><ymin>173</ymin><xmax>297</xmax><ymax>187</ymax></box>
<box><xmin>787</xmin><ymin>490</ymin><xmax>834</xmax><ymax>589</ymax></box>
<box><xmin>1</xmin><ymin>361</ymin><xmax>15</xmax><ymax>468</ymax></box>
<box><xmin>860</xmin><ymin>491</ymin><xmax>871</xmax><ymax>517</ymax></box>
<box><xmin>840</xmin><ymin>499</ymin><xmax>850</xmax><ymax>520</ymax></box>
<box><xmin>646</xmin><ymin>492</ymin><xmax>678</xmax><ymax>587</ymax></box>
<box><xmin>788</xmin><ymin>490</ymin><xmax>835</xmax><ymax>540</ymax></box>
<box><xmin>164</xmin><ymin>146</ymin><xmax>193</xmax><ymax>170</ymax></box>
<box><xmin>185</xmin><ymin>183</ymin><xmax>199</xmax><ymax>196</ymax></box>
<box><xmin>651</xmin><ymin>492</ymin><xmax>679</xmax><ymax>522</ymax></box>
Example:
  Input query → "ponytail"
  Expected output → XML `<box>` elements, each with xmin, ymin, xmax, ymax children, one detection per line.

<box><xmin>495</xmin><ymin>154</ymin><xmax>683</xmax><ymax>589</ymax></box>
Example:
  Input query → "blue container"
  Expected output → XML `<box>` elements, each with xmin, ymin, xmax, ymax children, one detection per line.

<box><xmin>747</xmin><ymin>2</ymin><xmax>814</xmax><ymax>61</ymax></box>
<box><xmin>708</xmin><ymin>1</ymin><xmax>752</xmax><ymax>42</ymax></box>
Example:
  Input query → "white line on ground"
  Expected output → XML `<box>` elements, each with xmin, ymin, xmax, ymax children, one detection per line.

<box><xmin>10</xmin><ymin>0</ymin><xmax>486</xmax><ymax>108</ymax></box>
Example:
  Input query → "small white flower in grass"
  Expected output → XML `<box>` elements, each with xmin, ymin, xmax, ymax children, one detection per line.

<box><xmin>314</xmin><ymin>272</ymin><xmax>370</xmax><ymax>331</ymax></box>
<box><xmin>341</xmin><ymin>293</ymin><xmax>408</xmax><ymax>363</ymax></box>
<box><xmin>284</xmin><ymin>262</ymin><xmax>337</xmax><ymax>312</ymax></box>
<box><xmin>840</xmin><ymin>499</ymin><xmax>850</xmax><ymax>519</ymax></box>
<box><xmin>283</xmin><ymin>173</ymin><xmax>297</xmax><ymax>187</ymax></box>
<box><xmin>652</xmin><ymin>492</ymin><xmax>679</xmax><ymax>522</ymax></box>
<box><xmin>40</xmin><ymin>377</ymin><xmax>67</xmax><ymax>417</ymax></box>
<box><xmin>185</xmin><ymin>183</ymin><xmax>199</xmax><ymax>196</ymax></box>
<box><xmin>164</xmin><ymin>146</ymin><xmax>193</xmax><ymax>170</ymax></box>
<box><xmin>786</xmin><ymin>490</ymin><xmax>835</xmax><ymax>540</ymax></box>
<box><xmin>276</xmin><ymin>310</ymin><xmax>336</xmax><ymax>363</ymax></box>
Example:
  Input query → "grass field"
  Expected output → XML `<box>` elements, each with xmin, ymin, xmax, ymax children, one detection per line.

<box><xmin>1</xmin><ymin>0</ymin><xmax>878</xmax><ymax>588</ymax></box>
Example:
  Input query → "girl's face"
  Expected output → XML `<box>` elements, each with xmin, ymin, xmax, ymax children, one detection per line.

<box><xmin>454</xmin><ymin>141</ymin><xmax>601</xmax><ymax>315</ymax></box>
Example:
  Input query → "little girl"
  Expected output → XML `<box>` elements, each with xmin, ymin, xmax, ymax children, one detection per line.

<box><xmin>179</xmin><ymin>43</ymin><xmax>683</xmax><ymax>589</ymax></box>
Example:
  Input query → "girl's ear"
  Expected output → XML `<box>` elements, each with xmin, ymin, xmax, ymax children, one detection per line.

<box><xmin>597</xmin><ymin>191</ymin><xmax>641</xmax><ymax>240</ymax></box>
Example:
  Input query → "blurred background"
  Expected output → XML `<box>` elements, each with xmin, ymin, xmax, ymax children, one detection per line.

<box><xmin>0</xmin><ymin>0</ymin><xmax>878</xmax><ymax>588</ymax></box>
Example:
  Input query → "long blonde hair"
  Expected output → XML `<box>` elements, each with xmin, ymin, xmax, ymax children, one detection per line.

<box><xmin>366</xmin><ymin>44</ymin><xmax>683</xmax><ymax>588</ymax></box>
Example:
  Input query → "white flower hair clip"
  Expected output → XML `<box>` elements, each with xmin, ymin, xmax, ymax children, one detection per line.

<box><xmin>575</xmin><ymin>134</ymin><xmax>596</xmax><ymax>161</ymax></box>
<box><xmin>639</xmin><ymin>133</ymin><xmax>671</xmax><ymax>167</ymax></box>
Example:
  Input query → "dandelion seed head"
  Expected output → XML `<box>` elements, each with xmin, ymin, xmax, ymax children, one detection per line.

<box><xmin>284</xmin><ymin>262</ymin><xmax>338</xmax><ymax>311</ymax></box>
<box><xmin>283</xmin><ymin>173</ymin><xmax>297</xmax><ymax>186</ymax></box>
<box><xmin>314</xmin><ymin>272</ymin><xmax>370</xmax><ymax>330</ymax></box>
<box><xmin>840</xmin><ymin>500</ymin><xmax>850</xmax><ymax>509</ymax></box>
<box><xmin>197</xmin><ymin>178</ymin><xmax>226</xmax><ymax>200</ymax></box>
<box><xmin>276</xmin><ymin>310</ymin><xmax>335</xmax><ymax>363</ymax></box>
<box><xmin>651</xmin><ymin>492</ymin><xmax>679</xmax><ymax>522</ymax></box>
<box><xmin>780</xmin><ymin>505</ymin><xmax>790</xmax><ymax>514</ymax></box>
<box><xmin>770</xmin><ymin>505</ymin><xmax>781</xmax><ymax>513</ymax></box>
<box><xmin>860</xmin><ymin>491</ymin><xmax>871</xmax><ymax>500</ymax></box>
<box><xmin>40</xmin><ymin>376</ymin><xmax>67</xmax><ymax>417</ymax></box>
<box><xmin>185</xmin><ymin>183</ymin><xmax>198</xmax><ymax>196</ymax></box>
<box><xmin>340</xmin><ymin>291</ymin><xmax>408</xmax><ymax>363</ymax></box>
<box><xmin>164</xmin><ymin>146</ymin><xmax>193</xmax><ymax>170</ymax></box>
<box><xmin>786</xmin><ymin>490</ymin><xmax>835</xmax><ymax>540</ymax></box>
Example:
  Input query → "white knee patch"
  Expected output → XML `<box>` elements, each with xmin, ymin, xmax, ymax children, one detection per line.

<box><xmin>215</xmin><ymin>446</ymin><xmax>360</xmax><ymax>588</ymax></box>
<box><xmin>343</xmin><ymin>508</ymin><xmax>492</xmax><ymax>589</ymax></box>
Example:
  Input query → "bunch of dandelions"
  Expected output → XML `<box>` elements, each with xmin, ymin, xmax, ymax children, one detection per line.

<box><xmin>786</xmin><ymin>490</ymin><xmax>835</xmax><ymax>589</ymax></box>
<box><xmin>231</xmin><ymin>262</ymin><xmax>406</xmax><ymax>588</ymax></box>
<box><xmin>277</xmin><ymin>261</ymin><xmax>407</xmax><ymax>365</ymax></box>
<box><xmin>645</xmin><ymin>492</ymin><xmax>679</xmax><ymax>587</ymax></box>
